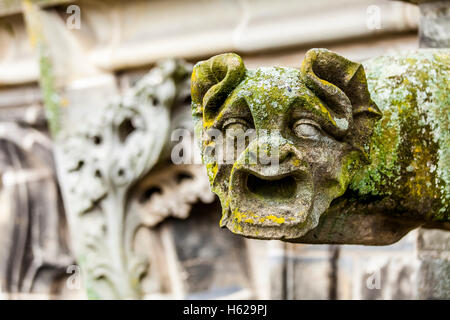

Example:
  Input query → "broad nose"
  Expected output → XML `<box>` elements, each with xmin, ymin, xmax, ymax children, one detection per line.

<box><xmin>247</xmin><ymin>142</ymin><xmax>295</xmax><ymax>164</ymax></box>
<box><xmin>237</xmin><ymin>133</ymin><xmax>309</xmax><ymax>177</ymax></box>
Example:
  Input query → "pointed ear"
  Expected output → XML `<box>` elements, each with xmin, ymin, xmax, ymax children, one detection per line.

<box><xmin>191</xmin><ymin>53</ymin><xmax>246</xmax><ymax>127</ymax></box>
<box><xmin>301</xmin><ymin>48</ymin><xmax>382</xmax><ymax>158</ymax></box>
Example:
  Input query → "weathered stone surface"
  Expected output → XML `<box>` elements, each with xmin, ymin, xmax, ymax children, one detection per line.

<box><xmin>192</xmin><ymin>49</ymin><xmax>449</xmax><ymax>244</ymax></box>
<box><xmin>418</xmin><ymin>1</ymin><xmax>450</xmax><ymax>48</ymax></box>
<box><xmin>170</xmin><ymin>201</ymin><xmax>252</xmax><ymax>299</ymax></box>
<box><xmin>397</xmin><ymin>0</ymin><xmax>450</xmax><ymax>47</ymax></box>
<box><xmin>418</xmin><ymin>228</ymin><xmax>450</xmax><ymax>254</ymax></box>
<box><xmin>14</xmin><ymin>0</ymin><xmax>446</xmax><ymax>299</ymax></box>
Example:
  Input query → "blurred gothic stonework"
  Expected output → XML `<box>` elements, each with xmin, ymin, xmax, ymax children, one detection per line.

<box><xmin>0</xmin><ymin>0</ymin><xmax>448</xmax><ymax>299</ymax></box>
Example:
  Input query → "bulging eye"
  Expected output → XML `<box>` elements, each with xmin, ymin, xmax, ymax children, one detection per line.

<box><xmin>293</xmin><ymin>119</ymin><xmax>322</xmax><ymax>138</ymax></box>
<box><xmin>223</xmin><ymin>118</ymin><xmax>251</xmax><ymax>133</ymax></box>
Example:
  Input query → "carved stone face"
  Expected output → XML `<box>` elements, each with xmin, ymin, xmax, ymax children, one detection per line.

<box><xmin>192</xmin><ymin>49</ymin><xmax>382</xmax><ymax>240</ymax></box>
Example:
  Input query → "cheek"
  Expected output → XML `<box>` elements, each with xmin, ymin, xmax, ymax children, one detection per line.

<box><xmin>300</xmin><ymin>140</ymin><xmax>350</xmax><ymax>181</ymax></box>
<box><xmin>300</xmin><ymin>139</ymin><xmax>341</xmax><ymax>162</ymax></box>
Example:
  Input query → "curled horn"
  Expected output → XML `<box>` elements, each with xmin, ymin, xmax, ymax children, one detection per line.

<box><xmin>301</xmin><ymin>48</ymin><xmax>382</xmax><ymax>158</ymax></box>
<box><xmin>191</xmin><ymin>53</ymin><xmax>245</xmax><ymax>126</ymax></box>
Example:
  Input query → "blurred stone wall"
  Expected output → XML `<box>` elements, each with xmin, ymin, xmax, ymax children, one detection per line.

<box><xmin>0</xmin><ymin>0</ymin><xmax>448</xmax><ymax>299</ymax></box>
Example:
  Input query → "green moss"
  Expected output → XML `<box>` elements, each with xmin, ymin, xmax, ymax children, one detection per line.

<box><xmin>23</xmin><ymin>0</ymin><xmax>61</xmax><ymax>136</ymax></box>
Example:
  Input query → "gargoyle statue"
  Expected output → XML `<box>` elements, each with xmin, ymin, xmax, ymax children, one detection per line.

<box><xmin>191</xmin><ymin>48</ymin><xmax>449</xmax><ymax>244</ymax></box>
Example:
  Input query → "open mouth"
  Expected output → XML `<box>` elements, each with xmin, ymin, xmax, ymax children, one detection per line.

<box><xmin>246</xmin><ymin>174</ymin><xmax>297</xmax><ymax>199</ymax></box>
<box><xmin>224</xmin><ymin>165</ymin><xmax>314</xmax><ymax>237</ymax></box>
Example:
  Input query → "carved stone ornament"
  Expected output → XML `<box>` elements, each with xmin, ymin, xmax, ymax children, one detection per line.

<box><xmin>59</xmin><ymin>60</ymin><xmax>196</xmax><ymax>299</ymax></box>
<box><xmin>192</xmin><ymin>48</ymin><xmax>449</xmax><ymax>243</ymax></box>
